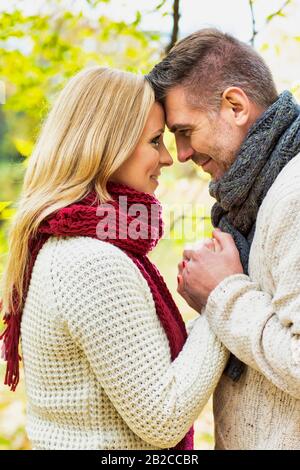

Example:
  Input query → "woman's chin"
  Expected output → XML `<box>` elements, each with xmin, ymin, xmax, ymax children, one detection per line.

<box><xmin>144</xmin><ymin>182</ymin><xmax>157</xmax><ymax>195</ymax></box>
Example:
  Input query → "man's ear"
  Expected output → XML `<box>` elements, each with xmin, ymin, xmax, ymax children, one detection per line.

<box><xmin>221</xmin><ymin>87</ymin><xmax>250</xmax><ymax>127</ymax></box>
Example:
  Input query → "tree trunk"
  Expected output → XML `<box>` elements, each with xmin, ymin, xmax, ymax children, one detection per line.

<box><xmin>165</xmin><ymin>0</ymin><xmax>180</xmax><ymax>54</ymax></box>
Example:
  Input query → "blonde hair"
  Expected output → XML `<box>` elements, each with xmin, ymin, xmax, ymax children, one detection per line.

<box><xmin>2</xmin><ymin>66</ymin><xmax>155</xmax><ymax>314</ymax></box>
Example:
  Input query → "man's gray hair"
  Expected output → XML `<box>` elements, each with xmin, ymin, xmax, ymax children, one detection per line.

<box><xmin>146</xmin><ymin>28</ymin><xmax>278</xmax><ymax>111</ymax></box>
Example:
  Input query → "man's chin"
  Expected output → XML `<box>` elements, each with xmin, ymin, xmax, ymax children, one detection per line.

<box><xmin>196</xmin><ymin>158</ymin><xmax>224</xmax><ymax>181</ymax></box>
<box><xmin>207</xmin><ymin>162</ymin><xmax>225</xmax><ymax>181</ymax></box>
<box><xmin>201</xmin><ymin>163</ymin><xmax>220</xmax><ymax>182</ymax></box>
<box><xmin>207</xmin><ymin>168</ymin><xmax>226</xmax><ymax>182</ymax></box>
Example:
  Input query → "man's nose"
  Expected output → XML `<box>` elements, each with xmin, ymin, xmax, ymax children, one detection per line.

<box><xmin>177</xmin><ymin>145</ymin><xmax>194</xmax><ymax>163</ymax></box>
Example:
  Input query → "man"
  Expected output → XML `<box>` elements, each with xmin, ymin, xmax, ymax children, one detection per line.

<box><xmin>146</xmin><ymin>29</ymin><xmax>300</xmax><ymax>449</ymax></box>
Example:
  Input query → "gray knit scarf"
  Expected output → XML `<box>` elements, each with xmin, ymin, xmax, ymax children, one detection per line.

<box><xmin>209</xmin><ymin>90</ymin><xmax>300</xmax><ymax>381</ymax></box>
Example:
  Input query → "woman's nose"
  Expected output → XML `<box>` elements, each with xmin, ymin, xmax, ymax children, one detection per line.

<box><xmin>160</xmin><ymin>146</ymin><xmax>173</xmax><ymax>166</ymax></box>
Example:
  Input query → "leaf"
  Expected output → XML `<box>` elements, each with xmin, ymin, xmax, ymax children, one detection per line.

<box><xmin>156</xmin><ymin>0</ymin><xmax>167</xmax><ymax>10</ymax></box>
<box><xmin>86</xmin><ymin>0</ymin><xmax>110</xmax><ymax>6</ymax></box>
<box><xmin>0</xmin><ymin>207</ymin><xmax>16</xmax><ymax>220</ymax></box>
<box><xmin>132</xmin><ymin>11</ymin><xmax>142</xmax><ymax>27</ymax></box>
<box><xmin>0</xmin><ymin>437</ymin><xmax>11</xmax><ymax>446</ymax></box>
<box><xmin>201</xmin><ymin>432</ymin><xmax>214</xmax><ymax>444</ymax></box>
<box><xmin>260</xmin><ymin>43</ymin><xmax>269</xmax><ymax>52</ymax></box>
<box><xmin>13</xmin><ymin>138</ymin><xmax>33</xmax><ymax>157</ymax></box>
<box><xmin>0</xmin><ymin>202</ymin><xmax>12</xmax><ymax>214</ymax></box>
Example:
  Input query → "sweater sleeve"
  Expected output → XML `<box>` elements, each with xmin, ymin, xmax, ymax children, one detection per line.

<box><xmin>57</xmin><ymin>243</ymin><xmax>228</xmax><ymax>449</ymax></box>
<box><xmin>205</xmin><ymin>192</ymin><xmax>300</xmax><ymax>399</ymax></box>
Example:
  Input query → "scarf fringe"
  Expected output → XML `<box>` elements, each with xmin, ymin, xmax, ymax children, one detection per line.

<box><xmin>0</xmin><ymin>310</ymin><xmax>21</xmax><ymax>392</ymax></box>
<box><xmin>0</xmin><ymin>182</ymin><xmax>193</xmax><ymax>448</ymax></box>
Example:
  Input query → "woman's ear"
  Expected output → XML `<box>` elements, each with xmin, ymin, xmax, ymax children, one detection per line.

<box><xmin>221</xmin><ymin>87</ymin><xmax>250</xmax><ymax>127</ymax></box>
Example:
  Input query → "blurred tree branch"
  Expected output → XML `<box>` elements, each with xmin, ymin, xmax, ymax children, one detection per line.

<box><xmin>266</xmin><ymin>0</ymin><xmax>292</xmax><ymax>23</ymax></box>
<box><xmin>249</xmin><ymin>0</ymin><xmax>292</xmax><ymax>46</ymax></box>
<box><xmin>249</xmin><ymin>0</ymin><xmax>258</xmax><ymax>46</ymax></box>
<box><xmin>165</xmin><ymin>0</ymin><xmax>180</xmax><ymax>53</ymax></box>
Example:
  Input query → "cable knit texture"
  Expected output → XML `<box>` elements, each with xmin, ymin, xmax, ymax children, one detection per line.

<box><xmin>16</xmin><ymin>181</ymin><xmax>198</xmax><ymax>449</ymax></box>
<box><xmin>205</xmin><ymin>153</ymin><xmax>300</xmax><ymax>449</ymax></box>
<box><xmin>21</xmin><ymin>236</ymin><xmax>228</xmax><ymax>449</ymax></box>
<box><xmin>209</xmin><ymin>90</ymin><xmax>300</xmax><ymax>382</ymax></box>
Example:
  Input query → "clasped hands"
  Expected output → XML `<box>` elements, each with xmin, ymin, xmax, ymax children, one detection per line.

<box><xmin>177</xmin><ymin>228</ymin><xmax>244</xmax><ymax>312</ymax></box>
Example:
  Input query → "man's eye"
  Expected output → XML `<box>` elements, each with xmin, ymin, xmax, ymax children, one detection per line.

<box><xmin>179</xmin><ymin>129</ymin><xmax>191</xmax><ymax>137</ymax></box>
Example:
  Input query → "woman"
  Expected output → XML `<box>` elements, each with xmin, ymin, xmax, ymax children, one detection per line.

<box><xmin>1</xmin><ymin>67</ymin><xmax>228</xmax><ymax>450</ymax></box>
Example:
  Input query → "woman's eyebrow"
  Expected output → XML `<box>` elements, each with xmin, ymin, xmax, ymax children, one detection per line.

<box><xmin>151</xmin><ymin>127</ymin><xmax>164</xmax><ymax>135</ymax></box>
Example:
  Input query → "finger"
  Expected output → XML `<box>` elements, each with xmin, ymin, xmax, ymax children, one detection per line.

<box><xmin>178</xmin><ymin>260</ymin><xmax>185</xmax><ymax>275</ymax></box>
<box><xmin>212</xmin><ymin>236</ymin><xmax>222</xmax><ymax>253</ymax></box>
<box><xmin>212</xmin><ymin>229</ymin><xmax>236</xmax><ymax>251</ymax></box>
<box><xmin>177</xmin><ymin>274</ymin><xmax>184</xmax><ymax>294</ymax></box>
<box><xmin>184</xmin><ymin>243</ymin><xmax>213</xmax><ymax>260</ymax></box>
<box><xmin>181</xmin><ymin>260</ymin><xmax>190</xmax><ymax>285</ymax></box>
<box><xmin>183</xmin><ymin>248</ymin><xmax>194</xmax><ymax>261</ymax></box>
<box><xmin>183</xmin><ymin>242</ymin><xmax>195</xmax><ymax>252</ymax></box>
<box><xmin>177</xmin><ymin>279</ymin><xmax>181</xmax><ymax>294</ymax></box>
<box><xmin>192</xmin><ymin>238</ymin><xmax>209</xmax><ymax>250</ymax></box>
<box><xmin>202</xmin><ymin>238</ymin><xmax>215</xmax><ymax>251</ymax></box>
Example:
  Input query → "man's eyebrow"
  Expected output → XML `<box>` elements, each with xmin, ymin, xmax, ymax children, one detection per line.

<box><xmin>169</xmin><ymin>123</ymin><xmax>190</xmax><ymax>133</ymax></box>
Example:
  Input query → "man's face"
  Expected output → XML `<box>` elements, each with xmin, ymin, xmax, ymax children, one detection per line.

<box><xmin>164</xmin><ymin>86</ymin><xmax>247</xmax><ymax>181</ymax></box>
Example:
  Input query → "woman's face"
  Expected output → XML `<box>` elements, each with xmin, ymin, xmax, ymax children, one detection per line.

<box><xmin>111</xmin><ymin>102</ymin><xmax>173</xmax><ymax>194</ymax></box>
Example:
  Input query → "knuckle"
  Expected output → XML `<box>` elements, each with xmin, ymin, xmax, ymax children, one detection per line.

<box><xmin>196</xmin><ymin>246</ymin><xmax>205</xmax><ymax>257</ymax></box>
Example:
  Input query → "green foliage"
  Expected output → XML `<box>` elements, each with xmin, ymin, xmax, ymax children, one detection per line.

<box><xmin>0</xmin><ymin>4</ymin><xmax>160</xmax><ymax>162</ymax></box>
<box><xmin>0</xmin><ymin>1</ymin><xmax>214</xmax><ymax>449</ymax></box>
<box><xmin>266</xmin><ymin>0</ymin><xmax>292</xmax><ymax>23</ymax></box>
<box><xmin>0</xmin><ymin>364</ymin><xmax>30</xmax><ymax>450</ymax></box>
<box><xmin>1</xmin><ymin>0</ymin><xmax>298</xmax><ymax>451</ymax></box>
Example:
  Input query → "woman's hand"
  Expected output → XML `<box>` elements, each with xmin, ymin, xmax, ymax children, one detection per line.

<box><xmin>178</xmin><ymin>229</ymin><xmax>244</xmax><ymax>308</ymax></box>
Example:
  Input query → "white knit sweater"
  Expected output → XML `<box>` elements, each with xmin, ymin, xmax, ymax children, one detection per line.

<box><xmin>21</xmin><ymin>235</ymin><xmax>228</xmax><ymax>450</ymax></box>
<box><xmin>205</xmin><ymin>153</ymin><xmax>300</xmax><ymax>450</ymax></box>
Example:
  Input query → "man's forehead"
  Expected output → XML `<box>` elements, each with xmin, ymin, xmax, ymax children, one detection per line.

<box><xmin>165</xmin><ymin>109</ymin><xmax>194</xmax><ymax>132</ymax></box>
<box><xmin>165</xmin><ymin>89</ymin><xmax>185</xmax><ymax>109</ymax></box>
<box><xmin>164</xmin><ymin>87</ymin><xmax>194</xmax><ymax>130</ymax></box>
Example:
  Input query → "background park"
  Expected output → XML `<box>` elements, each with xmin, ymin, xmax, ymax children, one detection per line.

<box><xmin>0</xmin><ymin>0</ymin><xmax>300</xmax><ymax>450</ymax></box>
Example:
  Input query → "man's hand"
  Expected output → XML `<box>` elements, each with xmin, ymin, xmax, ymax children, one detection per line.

<box><xmin>178</xmin><ymin>229</ymin><xmax>244</xmax><ymax>307</ymax></box>
<box><xmin>177</xmin><ymin>238</ymin><xmax>215</xmax><ymax>312</ymax></box>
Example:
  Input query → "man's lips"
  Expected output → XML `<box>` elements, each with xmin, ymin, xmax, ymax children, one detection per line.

<box><xmin>193</xmin><ymin>157</ymin><xmax>212</xmax><ymax>168</ymax></box>
<box><xmin>192</xmin><ymin>155</ymin><xmax>212</xmax><ymax>167</ymax></box>
<box><xmin>201</xmin><ymin>157</ymin><xmax>212</xmax><ymax>168</ymax></box>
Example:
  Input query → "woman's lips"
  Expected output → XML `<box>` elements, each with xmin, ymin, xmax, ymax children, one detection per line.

<box><xmin>150</xmin><ymin>174</ymin><xmax>160</xmax><ymax>181</ymax></box>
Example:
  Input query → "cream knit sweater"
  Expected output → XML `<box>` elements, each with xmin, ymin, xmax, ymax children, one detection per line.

<box><xmin>21</xmin><ymin>235</ymin><xmax>228</xmax><ymax>450</ymax></box>
<box><xmin>205</xmin><ymin>153</ymin><xmax>300</xmax><ymax>450</ymax></box>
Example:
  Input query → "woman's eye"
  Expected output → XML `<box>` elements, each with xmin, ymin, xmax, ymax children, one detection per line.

<box><xmin>151</xmin><ymin>136</ymin><xmax>160</xmax><ymax>147</ymax></box>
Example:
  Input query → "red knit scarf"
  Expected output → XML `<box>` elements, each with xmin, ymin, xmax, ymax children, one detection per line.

<box><xmin>0</xmin><ymin>182</ymin><xmax>194</xmax><ymax>450</ymax></box>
